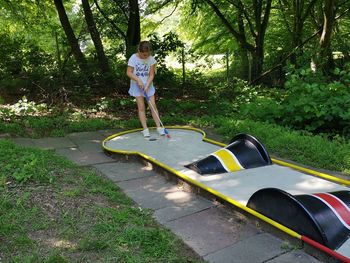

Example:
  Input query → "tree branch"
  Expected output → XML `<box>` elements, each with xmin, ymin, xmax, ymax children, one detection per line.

<box><xmin>277</xmin><ymin>0</ymin><xmax>292</xmax><ymax>33</ymax></box>
<box><xmin>204</xmin><ymin>0</ymin><xmax>255</xmax><ymax>51</ymax></box>
<box><xmin>261</xmin><ymin>0</ymin><xmax>272</xmax><ymax>35</ymax></box>
<box><xmin>250</xmin><ymin>7</ymin><xmax>350</xmax><ymax>84</ymax></box>
<box><xmin>93</xmin><ymin>0</ymin><xmax>126</xmax><ymax>39</ymax></box>
<box><xmin>301</xmin><ymin>0</ymin><xmax>318</xmax><ymax>23</ymax></box>
<box><xmin>227</xmin><ymin>0</ymin><xmax>256</xmax><ymax>38</ymax></box>
<box><xmin>159</xmin><ymin>2</ymin><xmax>179</xmax><ymax>23</ymax></box>
<box><xmin>112</xmin><ymin>0</ymin><xmax>128</xmax><ymax>21</ymax></box>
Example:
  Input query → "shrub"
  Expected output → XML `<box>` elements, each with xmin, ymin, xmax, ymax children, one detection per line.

<box><xmin>241</xmin><ymin>65</ymin><xmax>350</xmax><ymax>135</ymax></box>
<box><xmin>281</xmin><ymin>67</ymin><xmax>350</xmax><ymax>132</ymax></box>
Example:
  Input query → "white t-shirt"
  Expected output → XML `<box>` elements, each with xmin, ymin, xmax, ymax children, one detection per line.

<box><xmin>127</xmin><ymin>54</ymin><xmax>156</xmax><ymax>97</ymax></box>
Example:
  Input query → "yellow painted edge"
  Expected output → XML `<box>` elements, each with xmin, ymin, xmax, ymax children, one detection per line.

<box><xmin>103</xmin><ymin>126</ymin><xmax>350</xmax><ymax>186</ymax></box>
<box><xmin>102</xmin><ymin>126</ymin><xmax>301</xmax><ymax>240</ymax></box>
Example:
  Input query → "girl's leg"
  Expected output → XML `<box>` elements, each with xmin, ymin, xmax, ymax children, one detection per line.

<box><xmin>136</xmin><ymin>96</ymin><xmax>147</xmax><ymax>129</ymax></box>
<box><xmin>147</xmin><ymin>95</ymin><xmax>161</xmax><ymax>127</ymax></box>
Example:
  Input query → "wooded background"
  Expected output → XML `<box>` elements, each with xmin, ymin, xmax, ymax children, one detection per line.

<box><xmin>0</xmin><ymin>0</ymin><xmax>349</xmax><ymax>135</ymax></box>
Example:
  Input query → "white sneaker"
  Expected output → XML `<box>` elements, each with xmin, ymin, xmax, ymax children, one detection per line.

<box><xmin>157</xmin><ymin>127</ymin><xmax>165</xmax><ymax>136</ymax></box>
<box><xmin>141</xmin><ymin>128</ymin><xmax>150</xmax><ymax>137</ymax></box>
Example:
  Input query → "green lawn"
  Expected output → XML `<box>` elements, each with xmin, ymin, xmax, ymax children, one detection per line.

<box><xmin>1</xmin><ymin>97</ymin><xmax>350</xmax><ymax>262</ymax></box>
<box><xmin>0</xmin><ymin>140</ymin><xmax>203</xmax><ymax>262</ymax></box>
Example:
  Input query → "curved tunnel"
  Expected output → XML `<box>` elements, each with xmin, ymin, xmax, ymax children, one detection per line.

<box><xmin>247</xmin><ymin>188</ymin><xmax>350</xmax><ymax>250</ymax></box>
<box><xmin>185</xmin><ymin>133</ymin><xmax>272</xmax><ymax>175</ymax></box>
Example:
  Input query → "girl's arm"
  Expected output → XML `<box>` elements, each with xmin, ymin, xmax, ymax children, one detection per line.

<box><xmin>126</xmin><ymin>66</ymin><xmax>144</xmax><ymax>89</ymax></box>
<box><xmin>144</xmin><ymin>64</ymin><xmax>155</xmax><ymax>91</ymax></box>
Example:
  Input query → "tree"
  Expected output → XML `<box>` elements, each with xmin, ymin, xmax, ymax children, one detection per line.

<box><xmin>54</xmin><ymin>0</ymin><xmax>89</xmax><ymax>74</ymax></box>
<box><xmin>126</xmin><ymin>0</ymin><xmax>141</xmax><ymax>58</ymax></box>
<box><xmin>309</xmin><ymin>0</ymin><xmax>350</xmax><ymax>72</ymax></box>
<box><xmin>277</xmin><ymin>0</ymin><xmax>319</xmax><ymax>65</ymax></box>
<box><xmin>201</xmin><ymin>0</ymin><xmax>272</xmax><ymax>81</ymax></box>
<box><xmin>318</xmin><ymin>0</ymin><xmax>337</xmax><ymax>71</ymax></box>
<box><xmin>92</xmin><ymin>0</ymin><xmax>140</xmax><ymax>58</ymax></box>
<box><xmin>81</xmin><ymin>0</ymin><xmax>113</xmax><ymax>84</ymax></box>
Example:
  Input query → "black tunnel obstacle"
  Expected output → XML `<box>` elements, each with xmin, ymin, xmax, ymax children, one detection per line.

<box><xmin>247</xmin><ymin>188</ymin><xmax>350</xmax><ymax>250</ymax></box>
<box><xmin>185</xmin><ymin>133</ymin><xmax>272</xmax><ymax>175</ymax></box>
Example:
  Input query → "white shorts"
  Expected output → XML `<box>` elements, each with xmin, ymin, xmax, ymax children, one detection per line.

<box><xmin>128</xmin><ymin>86</ymin><xmax>155</xmax><ymax>97</ymax></box>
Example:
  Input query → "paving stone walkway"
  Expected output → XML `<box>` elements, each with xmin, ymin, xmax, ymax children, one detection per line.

<box><xmin>11</xmin><ymin>130</ymin><xmax>323</xmax><ymax>263</ymax></box>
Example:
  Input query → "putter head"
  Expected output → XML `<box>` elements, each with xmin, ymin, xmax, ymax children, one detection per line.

<box><xmin>165</xmin><ymin>128</ymin><xmax>171</xmax><ymax>138</ymax></box>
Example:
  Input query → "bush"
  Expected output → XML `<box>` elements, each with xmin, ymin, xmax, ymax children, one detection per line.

<box><xmin>281</xmin><ymin>67</ymin><xmax>350</xmax><ymax>132</ymax></box>
<box><xmin>241</xmin><ymin>65</ymin><xmax>350</xmax><ymax>135</ymax></box>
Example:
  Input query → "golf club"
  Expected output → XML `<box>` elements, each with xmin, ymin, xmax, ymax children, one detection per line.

<box><xmin>144</xmin><ymin>92</ymin><xmax>170</xmax><ymax>138</ymax></box>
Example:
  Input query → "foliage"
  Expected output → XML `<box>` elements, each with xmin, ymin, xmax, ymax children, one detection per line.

<box><xmin>0</xmin><ymin>140</ymin><xmax>72</xmax><ymax>184</ymax></box>
<box><xmin>148</xmin><ymin>31</ymin><xmax>184</xmax><ymax>70</ymax></box>
<box><xmin>241</xmin><ymin>65</ymin><xmax>350</xmax><ymax>135</ymax></box>
<box><xmin>0</xmin><ymin>96</ymin><xmax>49</xmax><ymax>118</ymax></box>
<box><xmin>281</xmin><ymin>66</ymin><xmax>350</xmax><ymax>133</ymax></box>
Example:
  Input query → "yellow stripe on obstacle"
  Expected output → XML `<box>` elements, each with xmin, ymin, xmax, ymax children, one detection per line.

<box><xmin>213</xmin><ymin>149</ymin><xmax>243</xmax><ymax>172</ymax></box>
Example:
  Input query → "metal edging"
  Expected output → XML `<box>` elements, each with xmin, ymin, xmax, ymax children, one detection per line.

<box><xmin>301</xmin><ymin>236</ymin><xmax>350</xmax><ymax>263</ymax></box>
<box><xmin>102</xmin><ymin>126</ymin><xmax>350</xmax><ymax>261</ymax></box>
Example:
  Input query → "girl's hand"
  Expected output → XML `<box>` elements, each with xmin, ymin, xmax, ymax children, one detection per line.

<box><xmin>137</xmin><ymin>79</ymin><xmax>144</xmax><ymax>89</ymax></box>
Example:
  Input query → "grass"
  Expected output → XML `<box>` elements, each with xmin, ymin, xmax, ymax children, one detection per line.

<box><xmin>1</xmin><ymin>96</ymin><xmax>349</xmax><ymax>175</ymax></box>
<box><xmin>0</xmin><ymin>140</ymin><xmax>203</xmax><ymax>262</ymax></box>
<box><xmin>1</xmin><ymin>93</ymin><xmax>350</xmax><ymax>262</ymax></box>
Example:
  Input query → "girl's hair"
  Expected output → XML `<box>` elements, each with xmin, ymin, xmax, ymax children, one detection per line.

<box><xmin>138</xmin><ymin>41</ymin><xmax>152</xmax><ymax>52</ymax></box>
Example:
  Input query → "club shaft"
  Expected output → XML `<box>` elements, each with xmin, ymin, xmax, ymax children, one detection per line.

<box><xmin>146</xmin><ymin>95</ymin><xmax>165</xmax><ymax>129</ymax></box>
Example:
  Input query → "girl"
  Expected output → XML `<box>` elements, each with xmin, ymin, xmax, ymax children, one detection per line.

<box><xmin>126</xmin><ymin>41</ymin><xmax>165</xmax><ymax>137</ymax></box>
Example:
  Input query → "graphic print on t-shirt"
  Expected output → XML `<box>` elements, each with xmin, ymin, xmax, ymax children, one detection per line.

<box><xmin>135</xmin><ymin>63</ymin><xmax>150</xmax><ymax>78</ymax></box>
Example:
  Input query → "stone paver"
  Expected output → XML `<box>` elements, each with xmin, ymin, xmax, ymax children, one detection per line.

<box><xmin>55</xmin><ymin>147</ymin><xmax>114</xmax><ymax>166</ymax></box>
<box><xmin>154</xmin><ymin>196</ymin><xmax>215</xmax><ymax>224</ymax></box>
<box><xmin>165</xmin><ymin>207</ymin><xmax>260</xmax><ymax>256</ymax></box>
<box><xmin>68</xmin><ymin>131</ymin><xmax>106</xmax><ymax>141</ymax></box>
<box><xmin>204</xmin><ymin>233</ymin><xmax>285</xmax><ymax>263</ymax></box>
<box><xmin>117</xmin><ymin>175</ymin><xmax>201</xmax><ymax>210</ymax></box>
<box><xmin>32</xmin><ymin>137</ymin><xmax>76</xmax><ymax>149</ymax></box>
<box><xmin>11</xmin><ymin>138</ymin><xmax>35</xmax><ymax>147</ymax></box>
<box><xmin>77</xmin><ymin>140</ymin><xmax>104</xmax><ymax>153</ymax></box>
<box><xmin>68</xmin><ymin>131</ymin><xmax>105</xmax><ymax>152</ymax></box>
<box><xmin>98</xmin><ymin>129</ymin><xmax>124</xmax><ymax>138</ymax></box>
<box><xmin>266</xmin><ymin>250</ymin><xmax>322</xmax><ymax>263</ymax></box>
<box><xmin>93</xmin><ymin>162</ymin><xmax>154</xmax><ymax>182</ymax></box>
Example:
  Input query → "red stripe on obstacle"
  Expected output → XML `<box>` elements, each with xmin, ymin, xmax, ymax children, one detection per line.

<box><xmin>301</xmin><ymin>235</ymin><xmax>350</xmax><ymax>263</ymax></box>
<box><xmin>313</xmin><ymin>193</ymin><xmax>350</xmax><ymax>227</ymax></box>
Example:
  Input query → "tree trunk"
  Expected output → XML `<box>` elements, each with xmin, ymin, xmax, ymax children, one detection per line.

<box><xmin>81</xmin><ymin>0</ymin><xmax>111</xmax><ymax>79</ymax></box>
<box><xmin>237</xmin><ymin>46</ymin><xmax>249</xmax><ymax>80</ymax></box>
<box><xmin>319</xmin><ymin>0</ymin><xmax>336</xmax><ymax>72</ymax></box>
<box><xmin>204</xmin><ymin>0</ymin><xmax>271</xmax><ymax>82</ymax></box>
<box><xmin>237</xmin><ymin>12</ymin><xmax>249</xmax><ymax>80</ymax></box>
<box><xmin>251</xmin><ymin>0</ymin><xmax>272</xmax><ymax>81</ymax></box>
<box><xmin>54</xmin><ymin>0</ymin><xmax>88</xmax><ymax>74</ymax></box>
<box><xmin>291</xmin><ymin>0</ymin><xmax>303</xmax><ymax>65</ymax></box>
<box><xmin>251</xmin><ymin>47</ymin><xmax>264</xmax><ymax>81</ymax></box>
<box><xmin>126</xmin><ymin>0</ymin><xmax>140</xmax><ymax>59</ymax></box>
